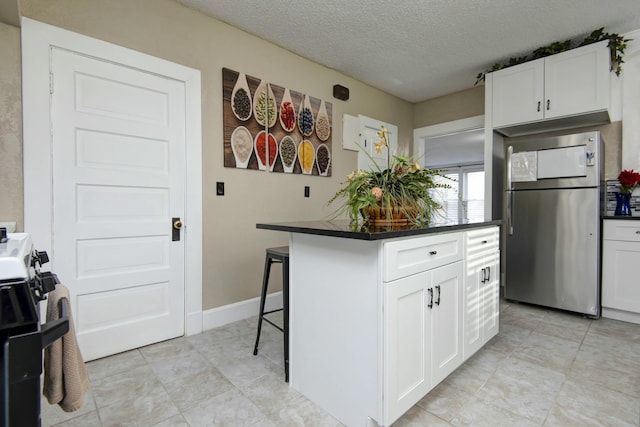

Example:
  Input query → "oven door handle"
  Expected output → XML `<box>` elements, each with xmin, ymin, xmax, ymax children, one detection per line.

<box><xmin>41</xmin><ymin>298</ymin><xmax>70</xmax><ymax>349</ymax></box>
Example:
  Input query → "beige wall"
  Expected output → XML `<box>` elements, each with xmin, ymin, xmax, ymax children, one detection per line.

<box><xmin>16</xmin><ymin>0</ymin><xmax>414</xmax><ymax>310</ymax></box>
<box><xmin>413</xmin><ymin>85</ymin><xmax>484</xmax><ymax>128</ymax></box>
<box><xmin>0</xmin><ymin>21</ymin><xmax>22</xmax><ymax>231</ymax></box>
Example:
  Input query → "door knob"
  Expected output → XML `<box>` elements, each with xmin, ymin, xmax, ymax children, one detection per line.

<box><xmin>172</xmin><ymin>217</ymin><xmax>182</xmax><ymax>241</ymax></box>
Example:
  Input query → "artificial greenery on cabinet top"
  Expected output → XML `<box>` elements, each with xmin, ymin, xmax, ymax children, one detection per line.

<box><xmin>475</xmin><ymin>28</ymin><xmax>631</xmax><ymax>85</ymax></box>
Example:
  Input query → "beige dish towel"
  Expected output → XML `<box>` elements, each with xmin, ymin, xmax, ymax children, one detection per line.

<box><xmin>43</xmin><ymin>284</ymin><xmax>90</xmax><ymax>412</ymax></box>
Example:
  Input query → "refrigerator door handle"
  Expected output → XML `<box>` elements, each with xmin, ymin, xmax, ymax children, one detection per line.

<box><xmin>506</xmin><ymin>145</ymin><xmax>513</xmax><ymax>191</ymax></box>
<box><xmin>507</xmin><ymin>191</ymin><xmax>514</xmax><ymax>235</ymax></box>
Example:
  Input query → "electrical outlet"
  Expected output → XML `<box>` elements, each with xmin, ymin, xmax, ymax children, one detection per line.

<box><xmin>216</xmin><ymin>182</ymin><xmax>225</xmax><ymax>196</ymax></box>
<box><xmin>304</xmin><ymin>186</ymin><xmax>310</xmax><ymax>198</ymax></box>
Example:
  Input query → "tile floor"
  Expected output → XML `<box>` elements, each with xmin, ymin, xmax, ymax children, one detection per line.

<box><xmin>42</xmin><ymin>299</ymin><xmax>640</xmax><ymax>426</ymax></box>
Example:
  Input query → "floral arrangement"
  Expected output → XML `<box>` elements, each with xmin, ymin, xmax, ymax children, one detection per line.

<box><xmin>618</xmin><ymin>169</ymin><xmax>640</xmax><ymax>193</ymax></box>
<box><xmin>328</xmin><ymin>126</ymin><xmax>449</xmax><ymax>225</ymax></box>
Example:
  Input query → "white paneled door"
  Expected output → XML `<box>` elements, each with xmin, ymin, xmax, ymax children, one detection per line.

<box><xmin>51</xmin><ymin>48</ymin><xmax>186</xmax><ymax>361</ymax></box>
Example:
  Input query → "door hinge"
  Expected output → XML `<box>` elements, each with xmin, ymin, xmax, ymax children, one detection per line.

<box><xmin>49</xmin><ymin>73</ymin><xmax>54</xmax><ymax>94</ymax></box>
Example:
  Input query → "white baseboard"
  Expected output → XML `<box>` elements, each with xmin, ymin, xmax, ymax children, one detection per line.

<box><xmin>602</xmin><ymin>307</ymin><xmax>640</xmax><ymax>325</ymax></box>
<box><xmin>201</xmin><ymin>291</ymin><xmax>283</xmax><ymax>331</ymax></box>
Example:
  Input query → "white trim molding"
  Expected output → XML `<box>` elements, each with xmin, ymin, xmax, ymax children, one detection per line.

<box><xmin>622</xmin><ymin>28</ymin><xmax>640</xmax><ymax>171</ymax></box>
<box><xmin>21</xmin><ymin>17</ymin><xmax>203</xmax><ymax>335</ymax></box>
<box><xmin>202</xmin><ymin>292</ymin><xmax>284</xmax><ymax>331</ymax></box>
<box><xmin>412</xmin><ymin>115</ymin><xmax>493</xmax><ymax>218</ymax></box>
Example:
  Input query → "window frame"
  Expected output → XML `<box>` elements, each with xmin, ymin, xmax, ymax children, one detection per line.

<box><xmin>434</xmin><ymin>163</ymin><xmax>484</xmax><ymax>222</ymax></box>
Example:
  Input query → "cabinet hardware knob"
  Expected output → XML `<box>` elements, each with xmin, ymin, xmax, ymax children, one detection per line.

<box><xmin>428</xmin><ymin>288</ymin><xmax>433</xmax><ymax>309</ymax></box>
<box><xmin>435</xmin><ymin>285</ymin><xmax>441</xmax><ymax>306</ymax></box>
<box><xmin>429</xmin><ymin>250</ymin><xmax>437</xmax><ymax>256</ymax></box>
<box><xmin>636</xmin><ymin>231</ymin><xmax>640</xmax><ymax>234</ymax></box>
<box><xmin>481</xmin><ymin>240</ymin><xmax>488</xmax><ymax>244</ymax></box>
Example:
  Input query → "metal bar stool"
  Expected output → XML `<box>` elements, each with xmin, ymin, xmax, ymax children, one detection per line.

<box><xmin>253</xmin><ymin>246</ymin><xmax>289</xmax><ymax>382</ymax></box>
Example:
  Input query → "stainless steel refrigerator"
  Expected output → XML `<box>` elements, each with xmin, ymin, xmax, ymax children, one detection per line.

<box><xmin>505</xmin><ymin>131</ymin><xmax>602</xmax><ymax>317</ymax></box>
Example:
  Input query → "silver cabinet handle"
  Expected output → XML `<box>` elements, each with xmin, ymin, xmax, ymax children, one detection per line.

<box><xmin>481</xmin><ymin>267</ymin><xmax>486</xmax><ymax>283</ymax></box>
<box><xmin>636</xmin><ymin>230</ymin><xmax>640</xmax><ymax>235</ymax></box>
<box><xmin>435</xmin><ymin>285</ymin><xmax>441</xmax><ymax>306</ymax></box>
<box><xmin>429</xmin><ymin>250</ymin><xmax>437</xmax><ymax>256</ymax></box>
<box><xmin>427</xmin><ymin>288</ymin><xmax>433</xmax><ymax>309</ymax></box>
<box><xmin>547</xmin><ymin>99</ymin><xmax>550</xmax><ymax>110</ymax></box>
<box><xmin>537</xmin><ymin>101</ymin><xmax>541</xmax><ymax>112</ymax></box>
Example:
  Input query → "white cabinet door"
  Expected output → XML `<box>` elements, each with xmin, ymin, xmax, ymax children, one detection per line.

<box><xmin>385</xmin><ymin>271</ymin><xmax>431</xmax><ymax>425</ymax></box>
<box><xmin>431</xmin><ymin>261</ymin><xmax>464</xmax><ymax>386</ymax></box>
<box><xmin>464</xmin><ymin>227</ymin><xmax>499</xmax><ymax>360</ymax></box>
<box><xmin>483</xmin><ymin>250</ymin><xmax>500</xmax><ymax>340</ymax></box>
<box><xmin>464</xmin><ymin>255</ymin><xmax>484</xmax><ymax>359</ymax></box>
<box><xmin>384</xmin><ymin>261</ymin><xmax>463</xmax><ymax>425</ymax></box>
<box><xmin>492</xmin><ymin>59</ymin><xmax>544</xmax><ymax>127</ymax></box>
<box><xmin>602</xmin><ymin>240</ymin><xmax>640</xmax><ymax>313</ymax></box>
<box><xmin>544</xmin><ymin>41</ymin><xmax>610</xmax><ymax>119</ymax></box>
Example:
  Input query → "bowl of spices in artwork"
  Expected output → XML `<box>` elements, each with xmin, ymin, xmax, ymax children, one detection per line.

<box><xmin>254</xmin><ymin>130</ymin><xmax>278</xmax><ymax>171</ymax></box>
<box><xmin>298</xmin><ymin>94</ymin><xmax>315</xmax><ymax>137</ymax></box>
<box><xmin>298</xmin><ymin>140</ymin><xmax>315</xmax><ymax>174</ymax></box>
<box><xmin>279</xmin><ymin>135</ymin><xmax>298</xmax><ymax>173</ymax></box>
<box><xmin>230</xmin><ymin>73</ymin><xmax>252</xmax><ymax>121</ymax></box>
<box><xmin>315</xmin><ymin>100</ymin><xmax>331</xmax><ymax>141</ymax></box>
<box><xmin>253</xmin><ymin>80</ymin><xmax>277</xmax><ymax>128</ymax></box>
<box><xmin>230</xmin><ymin>126</ymin><xmax>253</xmax><ymax>168</ymax></box>
<box><xmin>316</xmin><ymin>143</ymin><xmax>331</xmax><ymax>176</ymax></box>
<box><xmin>279</xmin><ymin>88</ymin><xmax>296</xmax><ymax>132</ymax></box>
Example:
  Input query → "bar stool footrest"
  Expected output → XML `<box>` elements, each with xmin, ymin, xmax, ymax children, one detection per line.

<box><xmin>262</xmin><ymin>317</ymin><xmax>284</xmax><ymax>333</ymax></box>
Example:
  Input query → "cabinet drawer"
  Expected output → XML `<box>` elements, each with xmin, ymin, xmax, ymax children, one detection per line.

<box><xmin>384</xmin><ymin>232</ymin><xmax>462</xmax><ymax>282</ymax></box>
<box><xmin>466</xmin><ymin>227</ymin><xmax>499</xmax><ymax>260</ymax></box>
<box><xmin>603</xmin><ymin>220</ymin><xmax>640</xmax><ymax>242</ymax></box>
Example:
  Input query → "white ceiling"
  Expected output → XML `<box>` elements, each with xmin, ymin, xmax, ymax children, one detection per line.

<box><xmin>177</xmin><ymin>0</ymin><xmax>640</xmax><ymax>103</ymax></box>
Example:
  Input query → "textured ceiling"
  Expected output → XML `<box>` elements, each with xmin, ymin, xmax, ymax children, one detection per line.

<box><xmin>176</xmin><ymin>0</ymin><xmax>640</xmax><ymax>103</ymax></box>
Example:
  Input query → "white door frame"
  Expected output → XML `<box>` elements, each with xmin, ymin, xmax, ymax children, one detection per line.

<box><xmin>21</xmin><ymin>18</ymin><xmax>203</xmax><ymax>336</ymax></box>
<box><xmin>413</xmin><ymin>115</ymin><xmax>491</xmax><ymax>219</ymax></box>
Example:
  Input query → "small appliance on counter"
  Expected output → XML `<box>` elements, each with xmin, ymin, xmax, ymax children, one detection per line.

<box><xmin>1</xmin><ymin>230</ymin><xmax>69</xmax><ymax>427</ymax></box>
<box><xmin>505</xmin><ymin>131</ymin><xmax>603</xmax><ymax>317</ymax></box>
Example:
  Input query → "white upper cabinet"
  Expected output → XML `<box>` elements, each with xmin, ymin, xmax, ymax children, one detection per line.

<box><xmin>492</xmin><ymin>59</ymin><xmax>545</xmax><ymax>127</ymax></box>
<box><xmin>544</xmin><ymin>41</ymin><xmax>610</xmax><ymax>119</ymax></box>
<box><xmin>491</xmin><ymin>40</ymin><xmax>610</xmax><ymax>133</ymax></box>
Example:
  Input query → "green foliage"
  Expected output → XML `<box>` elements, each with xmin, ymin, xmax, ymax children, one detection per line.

<box><xmin>328</xmin><ymin>136</ymin><xmax>451</xmax><ymax>225</ymax></box>
<box><xmin>474</xmin><ymin>27</ymin><xmax>631</xmax><ymax>85</ymax></box>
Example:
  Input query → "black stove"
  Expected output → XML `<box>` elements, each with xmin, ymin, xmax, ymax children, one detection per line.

<box><xmin>1</xmin><ymin>230</ymin><xmax>69</xmax><ymax>427</ymax></box>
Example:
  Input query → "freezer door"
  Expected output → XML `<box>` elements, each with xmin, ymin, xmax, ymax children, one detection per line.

<box><xmin>505</xmin><ymin>188</ymin><xmax>600</xmax><ymax>316</ymax></box>
<box><xmin>506</xmin><ymin>131</ymin><xmax>602</xmax><ymax>191</ymax></box>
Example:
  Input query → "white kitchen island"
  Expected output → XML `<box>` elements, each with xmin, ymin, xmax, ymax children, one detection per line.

<box><xmin>256</xmin><ymin>220</ymin><xmax>502</xmax><ymax>426</ymax></box>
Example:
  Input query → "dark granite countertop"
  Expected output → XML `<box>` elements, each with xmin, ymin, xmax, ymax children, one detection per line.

<box><xmin>256</xmin><ymin>219</ymin><xmax>503</xmax><ymax>241</ymax></box>
<box><xmin>603</xmin><ymin>216</ymin><xmax>640</xmax><ymax>220</ymax></box>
